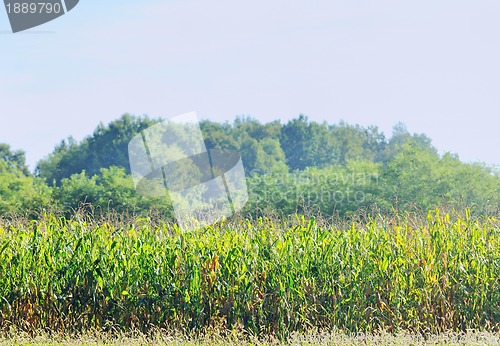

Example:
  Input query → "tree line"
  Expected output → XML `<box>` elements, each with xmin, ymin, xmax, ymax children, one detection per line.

<box><xmin>1</xmin><ymin>114</ymin><xmax>499</xmax><ymax>218</ymax></box>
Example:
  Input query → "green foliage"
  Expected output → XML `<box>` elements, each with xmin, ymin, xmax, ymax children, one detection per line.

<box><xmin>0</xmin><ymin>160</ymin><xmax>52</xmax><ymax>216</ymax></box>
<box><xmin>54</xmin><ymin>166</ymin><xmax>173</xmax><ymax>216</ymax></box>
<box><xmin>55</xmin><ymin>170</ymin><xmax>100</xmax><ymax>208</ymax></box>
<box><xmin>246</xmin><ymin>161</ymin><xmax>381</xmax><ymax>217</ymax></box>
<box><xmin>246</xmin><ymin>148</ymin><xmax>500</xmax><ymax>218</ymax></box>
<box><xmin>1</xmin><ymin>211</ymin><xmax>500</xmax><ymax>337</ymax></box>
<box><xmin>199</xmin><ymin>120</ymin><xmax>239</xmax><ymax>150</ymax></box>
<box><xmin>0</xmin><ymin>143</ymin><xmax>30</xmax><ymax>175</ymax></box>
<box><xmin>379</xmin><ymin>145</ymin><xmax>500</xmax><ymax>213</ymax></box>
<box><xmin>279</xmin><ymin>116</ymin><xmax>391</xmax><ymax>170</ymax></box>
<box><xmin>239</xmin><ymin>137</ymin><xmax>288</xmax><ymax>175</ymax></box>
<box><xmin>280</xmin><ymin>115</ymin><xmax>330</xmax><ymax>170</ymax></box>
<box><xmin>387</xmin><ymin>122</ymin><xmax>437</xmax><ymax>159</ymax></box>
<box><xmin>3</xmin><ymin>114</ymin><xmax>500</xmax><ymax>218</ymax></box>
<box><xmin>36</xmin><ymin>114</ymin><xmax>158</xmax><ymax>185</ymax></box>
<box><xmin>200</xmin><ymin>117</ymin><xmax>288</xmax><ymax>174</ymax></box>
<box><xmin>329</xmin><ymin>122</ymin><xmax>388</xmax><ymax>164</ymax></box>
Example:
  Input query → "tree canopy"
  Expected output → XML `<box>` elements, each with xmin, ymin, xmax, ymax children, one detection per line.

<box><xmin>1</xmin><ymin>114</ymin><xmax>498</xmax><ymax>218</ymax></box>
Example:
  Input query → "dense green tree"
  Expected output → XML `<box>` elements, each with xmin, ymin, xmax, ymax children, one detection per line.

<box><xmin>246</xmin><ymin>139</ymin><xmax>500</xmax><ymax>218</ymax></box>
<box><xmin>199</xmin><ymin>120</ymin><xmax>239</xmax><ymax>150</ymax></box>
<box><xmin>279</xmin><ymin>117</ymin><xmax>386</xmax><ymax>169</ymax></box>
<box><xmin>201</xmin><ymin>117</ymin><xmax>287</xmax><ymax>174</ymax></box>
<box><xmin>36</xmin><ymin>114</ymin><xmax>158</xmax><ymax>184</ymax></box>
<box><xmin>23</xmin><ymin>113</ymin><xmax>500</xmax><ymax>219</ymax></box>
<box><xmin>54</xmin><ymin>170</ymin><xmax>100</xmax><ymax>209</ymax></box>
<box><xmin>280</xmin><ymin>115</ymin><xmax>335</xmax><ymax>170</ymax></box>
<box><xmin>0</xmin><ymin>143</ymin><xmax>30</xmax><ymax>175</ymax></box>
<box><xmin>255</xmin><ymin>137</ymin><xmax>288</xmax><ymax>173</ymax></box>
<box><xmin>0</xmin><ymin>158</ymin><xmax>53</xmax><ymax>216</ymax></box>
<box><xmin>328</xmin><ymin>123</ymin><xmax>371</xmax><ymax>164</ymax></box>
<box><xmin>279</xmin><ymin>115</ymin><xmax>310</xmax><ymax>170</ymax></box>
<box><xmin>387</xmin><ymin>122</ymin><xmax>437</xmax><ymax>159</ymax></box>
<box><xmin>239</xmin><ymin>137</ymin><xmax>288</xmax><ymax>174</ymax></box>
<box><xmin>330</xmin><ymin>122</ymin><xmax>387</xmax><ymax>165</ymax></box>
<box><xmin>36</xmin><ymin>114</ymin><xmax>441</xmax><ymax>184</ymax></box>
<box><xmin>232</xmin><ymin>116</ymin><xmax>279</xmax><ymax>142</ymax></box>
<box><xmin>378</xmin><ymin>144</ymin><xmax>500</xmax><ymax>213</ymax></box>
<box><xmin>380</xmin><ymin>143</ymin><xmax>443</xmax><ymax>210</ymax></box>
<box><xmin>54</xmin><ymin>166</ymin><xmax>173</xmax><ymax>215</ymax></box>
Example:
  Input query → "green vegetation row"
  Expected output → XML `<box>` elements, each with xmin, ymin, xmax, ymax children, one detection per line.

<box><xmin>1</xmin><ymin>210</ymin><xmax>500</xmax><ymax>338</ymax></box>
<box><xmin>2</xmin><ymin>114</ymin><xmax>500</xmax><ymax>218</ymax></box>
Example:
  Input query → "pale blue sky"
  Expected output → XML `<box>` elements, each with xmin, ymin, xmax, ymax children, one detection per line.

<box><xmin>1</xmin><ymin>0</ymin><xmax>499</xmax><ymax>170</ymax></box>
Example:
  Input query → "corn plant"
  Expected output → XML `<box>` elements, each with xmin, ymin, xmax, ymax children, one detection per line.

<box><xmin>0</xmin><ymin>209</ymin><xmax>500</xmax><ymax>338</ymax></box>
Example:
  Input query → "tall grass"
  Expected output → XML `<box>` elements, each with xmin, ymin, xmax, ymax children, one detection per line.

<box><xmin>0</xmin><ymin>209</ymin><xmax>500</xmax><ymax>338</ymax></box>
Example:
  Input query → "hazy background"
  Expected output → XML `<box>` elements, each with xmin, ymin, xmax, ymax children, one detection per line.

<box><xmin>1</xmin><ymin>0</ymin><xmax>499</xmax><ymax>170</ymax></box>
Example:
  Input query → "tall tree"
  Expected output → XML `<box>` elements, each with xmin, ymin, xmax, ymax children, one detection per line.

<box><xmin>0</xmin><ymin>143</ymin><xmax>30</xmax><ymax>175</ymax></box>
<box><xmin>36</xmin><ymin>114</ymin><xmax>158</xmax><ymax>184</ymax></box>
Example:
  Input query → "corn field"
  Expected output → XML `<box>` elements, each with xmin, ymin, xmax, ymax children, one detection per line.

<box><xmin>0</xmin><ymin>209</ymin><xmax>500</xmax><ymax>338</ymax></box>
